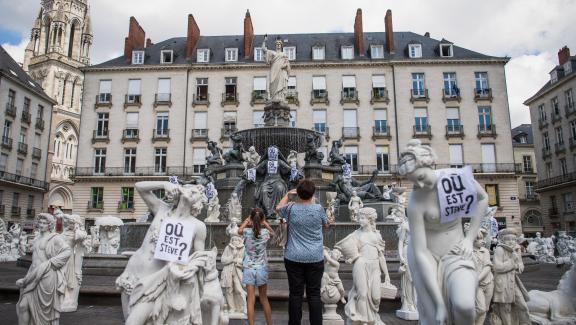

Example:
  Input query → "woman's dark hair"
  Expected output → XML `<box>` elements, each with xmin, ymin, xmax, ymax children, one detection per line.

<box><xmin>296</xmin><ymin>179</ymin><xmax>316</xmax><ymax>200</ymax></box>
<box><xmin>250</xmin><ymin>208</ymin><xmax>265</xmax><ymax>238</ymax></box>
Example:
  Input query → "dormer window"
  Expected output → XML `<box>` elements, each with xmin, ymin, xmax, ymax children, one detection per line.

<box><xmin>341</xmin><ymin>46</ymin><xmax>354</xmax><ymax>60</ymax></box>
<box><xmin>564</xmin><ymin>61</ymin><xmax>572</xmax><ymax>74</ymax></box>
<box><xmin>132</xmin><ymin>50</ymin><xmax>144</xmax><ymax>64</ymax></box>
<box><xmin>197</xmin><ymin>49</ymin><xmax>210</xmax><ymax>63</ymax></box>
<box><xmin>440</xmin><ymin>44</ymin><xmax>453</xmax><ymax>57</ymax></box>
<box><xmin>160</xmin><ymin>50</ymin><xmax>173</xmax><ymax>64</ymax></box>
<box><xmin>370</xmin><ymin>45</ymin><xmax>384</xmax><ymax>59</ymax></box>
<box><xmin>283</xmin><ymin>46</ymin><xmax>296</xmax><ymax>61</ymax></box>
<box><xmin>551</xmin><ymin>70</ymin><xmax>558</xmax><ymax>83</ymax></box>
<box><xmin>409</xmin><ymin>44</ymin><xmax>422</xmax><ymax>58</ymax></box>
<box><xmin>225</xmin><ymin>48</ymin><xmax>238</xmax><ymax>62</ymax></box>
<box><xmin>312</xmin><ymin>46</ymin><xmax>325</xmax><ymax>60</ymax></box>
<box><xmin>254</xmin><ymin>48</ymin><xmax>264</xmax><ymax>62</ymax></box>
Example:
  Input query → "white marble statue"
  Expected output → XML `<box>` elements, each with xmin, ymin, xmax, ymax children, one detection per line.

<box><xmin>491</xmin><ymin>228</ymin><xmax>531</xmax><ymax>325</ymax></box>
<box><xmin>205</xmin><ymin>195</ymin><xmax>222</xmax><ymax>223</ymax></box>
<box><xmin>242</xmin><ymin>146</ymin><xmax>261</xmax><ymax>170</ymax></box>
<box><xmin>528</xmin><ymin>259</ymin><xmax>576</xmax><ymax>324</ymax></box>
<box><xmin>61</xmin><ymin>214</ymin><xmax>88</xmax><ymax>312</ymax></box>
<box><xmin>385</xmin><ymin>205</ymin><xmax>405</xmax><ymax>223</ymax></box>
<box><xmin>321</xmin><ymin>247</ymin><xmax>346</xmax><ymax>323</ymax></box>
<box><xmin>326</xmin><ymin>196</ymin><xmax>338</xmax><ymax>224</ymax></box>
<box><xmin>391</xmin><ymin>185</ymin><xmax>406</xmax><ymax>205</ymax></box>
<box><xmin>335</xmin><ymin>207</ymin><xmax>391</xmax><ymax>325</ymax></box>
<box><xmin>347</xmin><ymin>191</ymin><xmax>363</xmax><ymax>222</ymax></box>
<box><xmin>16</xmin><ymin>213</ymin><xmax>71</xmax><ymax>325</ymax></box>
<box><xmin>88</xmin><ymin>226</ymin><xmax>100</xmax><ymax>254</ymax></box>
<box><xmin>96</xmin><ymin>216</ymin><xmax>124</xmax><ymax>255</ymax></box>
<box><xmin>396</xmin><ymin>213</ymin><xmax>418</xmax><ymax>320</ymax></box>
<box><xmin>18</xmin><ymin>230</ymin><xmax>28</xmax><ymax>256</ymax></box>
<box><xmin>0</xmin><ymin>218</ymin><xmax>14</xmax><ymax>262</ymax></box>
<box><xmin>398</xmin><ymin>139</ymin><xmax>489</xmax><ymax>324</ymax></box>
<box><xmin>473</xmin><ymin>229</ymin><xmax>493</xmax><ymax>325</ymax></box>
<box><xmin>220</xmin><ymin>224</ymin><xmax>246</xmax><ymax>318</ymax></box>
<box><xmin>556</xmin><ymin>232</ymin><xmax>576</xmax><ymax>261</ymax></box>
<box><xmin>286</xmin><ymin>150</ymin><xmax>298</xmax><ymax>167</ymax></box>
<box><xmin>261</xmin><ymin>35</ymin><xmax>291</xmax><ymax>103</ymax></box>
<box><xmin>533</xmin><ymin>232</ymin><xmax>556</xmax><ymax>263</ymax></box>
<box><xmin>9</xmin><ymin>223</ymin><xmax>22</xmax><ymax>259</ymax></box>
<box><xmin>116</xmin><ymin>181</ymin><xmax>228</xmax><ymax>325</ymax></box>
<box><xmin>228</xmin><ymin>192</ymin><xmax>242</xmax><ymax>224</ymax></box>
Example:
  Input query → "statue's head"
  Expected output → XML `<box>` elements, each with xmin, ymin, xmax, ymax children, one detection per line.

<box><xmin>63</xmin><ymin>214</ymin><xmax>82</xmax><ymax>230</ymax></box>
<box><xmin>249</xmin><ymin>146</ymin><xmax>256</xmax><ymax>153</ymax></box>
<box><xmin>230</xmin><ymin>235</ymin><xmax>243</xmax><ymax>247</ymax></box>
<box><xmin>331</xmin><ymin>248</ymin><xmax>342</xmax><ymax>260</ymax></box>
<box><xmin>474</xmin><ymin>229</ymin><xmax>487</xmax><ymax>249</ymax></box>
<box><xmin>173</xmin><ymin>184</ymin><xmax>207</xmax><ymax>217</ymax></box>
<box><xmin>398</xmin><ymin>139</ymin><xmax>437</xmax><ymax>189</ymax></box>
<box><xmin>36</xmin><ymin>213</ymin><xmax>56</xmax><ymax>233</ymax></box>
<box><xmin>498</xmin><ymin>229</ymin><xmax>518</xmax><ymax>246</ymax></box>
<box><xmin>275</xmin><ymin>38</ymin><xmax>283</xmax><ymax>51</ymax></box>
<box><xmin>357</xmin><ymin>207</ymin><xmax>377</xmax><ymax>230</ymax></box>
<box><xmin>536</xmin><ymin>232</ymin><xmax>541</xmax><ymax>238</ymax></box>
<box><xmin>352</xmin><ymin>190</ymin><xmax>357</xmax><ymax>197</ymax></box>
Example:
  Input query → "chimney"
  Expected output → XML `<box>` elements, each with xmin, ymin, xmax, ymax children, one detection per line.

<box><xmin>385</xmin><ymin>9</ymin><xmax>395</xmax><ymax>54</ymax></box>
<box><xmin>146</xmin><ymin>38</ymin><xmax>153</xmax><ymax>48</ymax></box>
<box><xmin>424</xmin><ymin>32</ymin><xmax>430</xmax><ymax>38</ymax></box>
<box><xmin>354</xmin><ymin>8</ymin><xmax>365</xmax><ymax>56</ymax></box>
<box><xmin>558</xmin><ymin>46</ymin><xmax>571</xmax><ymax>66</ymax></box>
<box><xmin>186</xmin><ymin>14</ymin><xmax>200</xmax><ymax>60</ymax></box>
<box><xmin>124</xmin><ymin>16</ymin><xmax>146</xmax><ymax>63</ymax></box>
<box><xmin>243</xmin><ymin>10</ymin><xmax>254</xmax><ymax>59</ymax></box>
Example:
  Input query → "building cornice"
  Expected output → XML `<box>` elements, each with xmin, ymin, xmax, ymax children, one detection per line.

<box><xmin>524</xmin><ymin>72</ymin><xmax>576</xmax><ymax>106</ymax></box>
<box><xmin>0</xmin><ymin>71</ymin><xmax>57</xmax><ymax>104</ymax></box>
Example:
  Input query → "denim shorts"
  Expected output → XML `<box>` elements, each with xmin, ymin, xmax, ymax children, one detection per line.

<box><xmin>242</xmin><ymin>266</ymin><xmax>268</xmax><ymax>286</ymax></box>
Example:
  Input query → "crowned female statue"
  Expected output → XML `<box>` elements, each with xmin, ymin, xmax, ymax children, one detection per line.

<box><xmin>261</xmin><ymin>36</ymin><xmax>291</xmax><ymax>103</ymax></box>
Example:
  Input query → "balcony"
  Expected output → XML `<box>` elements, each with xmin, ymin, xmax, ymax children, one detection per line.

<box><xmin>570</xmin><ymin>137</ymin><xmax>576</xmax><ymax>150</ymax></box>
<box><xmin>154</xmin><ymin>93</ymin><xmax>172</xmax><ymax>108</ymax></box>
<box><xmin>542</xmin><ymin>147</ymin><xmax>552</xmax><ymax>159</ymax></box>
<box><xmin>310</xmin><ymin>90</ymin><xmax>329</xmax><ymax>105</ymax></box>
<box><xmin>537</xmin><ymin>171</ymin><xmax>576</xmax><ymax>190</ymax></box>
<box><xmin>92</xmin><ymin>130</ymin><xmax>109</xmax><ymax>144</ymax></box>
<box><xmin>340</xmin><ymin>89</ymin><xmax>359</xmax><ymax>105</ymax></box>
<box><xmin>445</xmin><ymin>125</ymin><xmax>464</xmax><ymax>139</ymax></box>
<box><xmin>124</xmin><ymin>94</ymin><xmax>142</xmax><ymax>108</ymax></box>
<box><xmin>32</xmin><ymin>147</ymin><xmax>41</xmax><ymax>160</ymax></box>
<box><xmin>538</xmin><ymin>118</ymin><xmax>548</xmax><ymax>130</ymax></box>
<box><xmin>190</xmin><ymin>129</ymin><xmax>208</xmax><ymax>141</ymax></box>
<box><xmin>566</xmin><ymin>104</ymin><xmax>576</xmax><ymax>118</ymax></box>
<box><xmin>17</xmin><ymin>142</ymin><xmax>28</xmax><ymax>155</ymax></box>
<box><xmin>94</xmin><ymin>94</ymin><xmax>112</xmax><ymax>108</ymax></box>
<box><xmin>410</xmin><ymin>89</ymin><xmax>429</xmax><ymax>103</ymax></box>
<box><xmin>442</xmin><ymin>88</ymin><xmax>461</xmax><ymax>103</ymax></box>
<box><xmin>555</xmin><ymin>142</ymin><xmax>566</xmax><ymax>155</ymax></box>
<box><xmin>370</xmin><ymin>88</ymin><xmax>389</xmax><ymax>104</ymax></box>
<box><xmin>122</xmin><ymin>129</ymin><xmax>140</xmax><ymax>143</ymax></box>
<box><xmin>221</xmin><ymin>127</ymin><xmax>237</xmax><ymax>140</ymax></box>
<box><xmin>152</xmin><ymin>129</ymin><xmax>170</xmax><ymax>142</ymax></box>
<box><xmin>221</xmin><ymin>92</ymin><xmax>239</xmax><ymax>107</ymax></box>
<box><xmin>286</xmin><ymin>91</ymin><xmax>300</xmax><ymax>106</ymax></box>
<box><xmin>87</xmin><ymin>201</ymin><xmax>103</xmax><ymax>212</ymax></box>
<box><xmin>477</xmin><ymin>124</ymin><xmax>497</xmax><ymax>138</ymax></box>
<box><xmin>0</xmin><ymin>171</ymin><xmax>49</xmax><ymax>190</ymax></box>
<box><xmin>474</xmin><ymin>88</ymin><xmax>493</xmax><ymax>102</ymax></box>
<box><xmin>372</xmin><ymin>127</ymin><xmax>391</xmax><ymax>140</ymax></box>
<box><xmin>21</xmin><ymin>110</ymin><xmax>31</xmax><ymax>124</ymax></box>
<box><xmin>75</xmin><ymin>166</ymin><xmax>188</xmax><ymax>177</ymax></box>
<box><xmin>1</xmin><ymin>137</ymin><xmax>12</xmax><ymax>150</ymax></box>
<box><xmin>433</xmin><ymin>163</ymin><xmax>517</xmax><ymax>173</ymax></box>
<box><xmin>192</xmin><ymin>93</ymin><xmax>210</xmax><ymax>107</ymax></box>
<box><xmin>118</xmin><ymin>201</ymin><xmax>135</xmax><ymax>212</ymax></box>
<box><xmin>11</xmin><ymin>206</ymin><xmax>21</xmax><ymax>216</ymax></box>
<box><xmin>552</xmin><ymin>113</ymin><xmax>562</xmax><ymax>124</ymax></box>
<box><xmin>519</xmin><ymin>194</ymin><xmax>539</xmax><ymax>203</ymax></box>
<box><xmin>515</xmin><ymin>164</ymin><xmax>535</xmax><ymax>174</ymax></box>
<box><xmin>342</xmin><ymin>127</ymin><xmax>360</xmax><ymax>139</ymax></box>
<box><xmin>26</xmin><ymin>208</ymin><xmax>35</xmax><ymax>218</ymax></box>
<box><xmin>250</xmin><ymin>91</ymin><xmax>268</xmax><ymax>106</ymax></box>
<box><xmin>413</xmin><ymin>125</ymin><xmax>432</xmax><ymax>139</ymax></box>
<box><xmin>355</xmin><ymin>165</ymin><xmax>398</xmax><ymax>175</ymax></box>
<box><xmin>5</xmin><ymin>103</ymin><xmax>16</xmax><ymax>117</ymax></box>
<box><xmin>35</xmin><ymin>118</ymin><xmax>45</xmax><ymax>131</ymax></box>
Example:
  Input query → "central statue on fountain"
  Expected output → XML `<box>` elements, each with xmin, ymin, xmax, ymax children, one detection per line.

<box><xmin>253</xmin><ymin>146</ymin><xmax>292</xmax><ymax>220</ymax></box>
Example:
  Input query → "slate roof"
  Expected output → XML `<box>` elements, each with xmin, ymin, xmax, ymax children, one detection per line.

<box><xmin>511</xmin><ymin>124</ymin><xmax>534</xmax><ymax>145</ymax></box>
<box><xmin>524</xmin><ymin>56</ymin><xmax>576</xmax><ymax>105</ymax></box>
<box><xmin>0</xmin><ymin>45</ymin><xmax>55</xmax><ymax>103</ymax></box>
<box><xmin>91</xmin><ymin>31</ymin><xmax>503</xmax><ymax>68</ymax></box>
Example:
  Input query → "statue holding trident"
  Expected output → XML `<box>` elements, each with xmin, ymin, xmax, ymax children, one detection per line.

<box><xmin>261</xmin><ymin>35</ymin><xmax>291</xmax><ymax>103</ymax></box>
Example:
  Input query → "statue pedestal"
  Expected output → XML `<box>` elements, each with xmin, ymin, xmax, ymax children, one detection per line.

<box><xmin>380</xmin><ymin>282</ymin><xmax>398</xmax><ymax>299</ymax></box>
<box><xmin>322</xmin><ymin>304</ymin><xmax>344</xmax><ymax>324</ymax></box>
<box><xmin>226</xmin><ymin>312</ymin><xmax>247</xmax><ymax>320</ymax></box>
<box><xmin>396</xmin><ymin>309</ymin><xmax>419</xmax><ymax>320</ymax></box>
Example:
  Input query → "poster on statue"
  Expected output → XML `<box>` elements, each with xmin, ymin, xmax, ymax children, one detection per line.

<box><xmin>435</xmin><ymin>166</ymin><xmax>478</xmax><ymax>224</ymax></box>
<box><xmin>267</xmin><ymin>160</ymin><xmax>278</xmax><ymax>174</ymax></box>
<box><xmin>154</xmin><ymin>218</ymin><xmax>195</xmax><ymax>264</ymax></box>
<box><xmin>247</xmin><ymin>168</ymin><xmax>256</xmax><ymax>182</ymax></box>
<box><xmin>169</xmin><ymin>175</ymin><xmax>179</xmax><ymax>184</ymax></box>
<box><xmin>289</xmin><ymin>167</ymin><xmax>299</xmax><ymax>181</ymax></box>
<box><xmin>342</xmin><ymin>163</ymin><xmax>352</xmax><ymax>179</ymax></box>
<box><xmin>205</xmin><ymin>182</ymin><xmax>216</xmax><ymax>199</ymax></box>
<box><xmin>268</xmin><ymin>147</ymin><xmax>278</xmax><ymax>161</ymax></box>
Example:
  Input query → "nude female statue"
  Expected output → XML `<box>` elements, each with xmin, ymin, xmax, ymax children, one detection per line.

<box><xmin>398</xmin><ymin>139</ymin><xmax>489</xmax><ymax>324</ymax></box>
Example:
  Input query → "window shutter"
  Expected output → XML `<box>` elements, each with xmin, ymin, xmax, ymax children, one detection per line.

<box><xmin>223</xmin><ymin>112</ymin><xmax>237</xmax><ymax>122</ymax></box>
<box><xmin>126</xmin><ymin>113</ymin><xmax>139</xmax><ymax>127</ymax></box>
<box><xmin>376</xmin><ymin>146</ymin><xmax>389</xmax><ymax>154</ymax></box>
<box><xmin>372</xmin><ymin>75</ymin><xmax>386</xmax><ymax>88</ymax></box>
<box><xmin>414</xmin><ymin>108</ymin><xmax>427</xmax><ymax>117</ymax></box>
<box><xmin>446</xmin><ymin>108</ymin><xmax>459</xmax><ymax>119</ymax></box>
<box><xmin>344</xmin><ymin>146</ymin><xmax>358</xmax><ymax>154</ymax></box>
<box><xmin>449</xmin><ymin>145</ymin><xmax>463</xmax><ymax>165</ymax></box>
<box><xmin>99</xmin><ymin>80</ymin><xmax>111</xmax><ymax>93</ymax></box>
<box><xmin>312</xmin><ymin>76</ymin><xmax>326</xmax><ymax>90</ymax></box>
<box><xmin>342</xmin><ymin>76</ymin><xmax>356</xmax><ymax>88</ymax></box>
<box><xmin>313</xmin><ymin>110</ymin><xmax>326</xmax><ymax>123</ymax></box>
<box><xmin>194</xmin><ymin>112</ymin><xmax>207</xmax><ymax>129</ymax></box>
<box><xmin>481</xmin><ymin>144</ymin><xmax>496</xmax><ymax>164</ymax></box>
<box><xmin>253</xmin><ymin>111</ymin><xmax>264</xmax><ymax>125</ymax></box>
<box><xmin>343</xmin><ymin>110</ymin><xmax>357</xmax><ymax>127</ymax></box>
<box><xmin>374</xmin><ymin>110</ymin><xmax>387</xmax><ymax>121</ymax></box>
<box><xmin>253</xmin><ymin>77</ymin><xmax>267</xmax><ymax>91</ymax></box>
<box><xmin>288</xmin><ymin>76</ymin><xmax>297</xmax><ymax>87</ymax></box>
<box><xmin>128</xmin><ymin>79</ymin><xmax>141</xmax><ymax>95</ymax></box>
<box><xmin>193</xmin><ymin>148</ymin><xmax>206</xmax><ymax>164</ymax></box>
<box><xmin>158</xmin><ymin>79</ymin><xmax>171</xmax><ymax>93</ymax></box>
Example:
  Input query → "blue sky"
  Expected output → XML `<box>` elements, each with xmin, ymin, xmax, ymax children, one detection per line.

<box><xmin>0</xmin><ymin>26</ymin><xmax>23</xmax><ymax>45</ymax></box>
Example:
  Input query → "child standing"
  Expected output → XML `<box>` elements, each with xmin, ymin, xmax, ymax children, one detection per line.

<box><xmin>238</xmin><ymin>208</ymin><xmax>274</xmax><ymax>325</ymax></box>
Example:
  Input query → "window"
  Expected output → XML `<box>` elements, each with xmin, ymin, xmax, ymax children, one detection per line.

<box><xmin>343</xmin><ymin>110</ymin><xmax>358</xmax><ymax>138</ymax></box>
<box><xmin>570</xmin><ymin>120</ymin><xmax>576</xmax><ymax>139</ymax></box>
<box><xmin>563</xmin><ymin>192</ymin><xmax>574</xmax><ymax>212</ymax></box>
<box><xmin>283</xmin><ymin>46</ymin><xmax>296</xmax><ymax>60</ymax></box>
<box><xmin>90</xmin><ymin>188</ymin><xmax>103</xmax><ymax>209</ymax></box>
<box><xmin>342</xmin><ymin>75</ymin><xmax>357</xmax><ymax>99</ymax></box>
<box><xmin>96</xmin><ymin>113</ymin><xmax>109</xmax><ymax>136</ymax></box>
<box><xmin>15</xmin><ymin>159</ymin><xmax>23</xmax><ymax>175</ymax></box>
<box><xmin>223</xmin><ymin>112</ymin><xmax>237</xmax><ymax>132</ymax></box>
<box><xmin>370</xmin><ymin>45</ymin><xmax>384</xmax><ymax>59</ymax></box>
<box><xmin>98</xmin><ymin>80</ymin><xmax>112</xmax><ymax>103</ymax></box>
<box><xmin>0</xmin><ymin>153</ymin><xmax>7</xmax><ymax>171</ymax></box>
<box><xmin>485</xmin><ymin>184</ymin><xmax>500</xmax><ymax>206</ymax></box>
<box><xmin>481</xmin><ymin>143</ymin><xmax>496</xmax><ymax>172</ymax></box>
<box><xmin>344</xmin><ymin>146</ymin><xmax>358</xmax><ymax>173</ymax></box>
<box><xmin>253</xmin><ymin>77</ymin><xmax>267</xmax><ymax>99</ymax></box>
<box><xmin>341</xmin><ymin>46</ymin><xmax>354</xmax><ymax>60</ymax></box>
<box><xmin>27</xmin><ymin>195</ymin><xmax>34</xmax><ymax>210</ymax></box>
<box><xmin>408</xmin><ymin>44</ymin><xmax>422</xmax><ymax>58</ymax></box>
<box><xmin>556</xmin><ymin>127</ymin><xmax>565</xmax><ymax>145</ymax></box>
<box><xmin>192</xmin><ymin>148</ymin><xmax>206</xmax><ymax>174</ymax></box>
<box><xmin>414</xmin><ymin>108</ymin><xmax>428</xmax><ymax>132</ymax></box>
<box><xmin>225</xmin><ymin>77</ymin><xmax>237</xmax><ymax>100</ymax></box>
<box><xmin>566</xmin><ymin>89</ymin><xmax>574</xmax><ymax>108</ymax></box>
<box><xmin>194</xmin><ymin>112</ymin><xmax>208</xmax><ymax>133</ymax></box>
<box><xmin>478</xmin><ymin>106</ymin><xmax>492</xmax><ymax>131</ymax></box>
<box><xmin>94</xmin><ymin>149</ymin><xmax>106</xmax><ymax>175</ymax></box>
<box><xmin>19</xmin><ymin>128</ymin><xmax>26</xmax><ymax>144</ymax></box>
<box><xmin>444</xmin><ymin>108</ymin><xmax>460</xmax><ymax>133</ymax></box>
<box><xmin>156</xmin><ymin>112</ymin><xmax>169</xmax><ymax>136</ymax></box>
<box><xmin>522</xmin><ymin>155</ymin><xmax>533</xmax><ymax>173</ymax></box>
<box><xmin>253</xmin><ymin>111</ymin><xmax>265</xmax><ymax>128</ymax></box>
<box><xmin>546</xmin><ymin>162</ymin><xmax>553</xmax><ymax>178</ymax></box>
<box><xmin>8</xmin><ymin>89</ymin><xmax>15</xmax><ymax>107</ymax></box>
<box><xmin>376</xmin><ymin>146</ymin><xmax>389</xmax><ymax>172</ymax></box>
<box><xmin>312</xmin><ymin>76</ymin><xmax>327</xmax><ymax>98</ymax></box>
<box><xmin>560</xmin><ymin>158</ymin><xmax>568</xmax><ymax>175</ymax></box>
<box><xmin>253</xmin><ymin>47</ymin><xmax>264</xmax><ymax>62</ymax></box>
<box><xmin>372</xmin><ymin>75</ymin><xmax>386</xmax><ymax>98</ymax></box>
<box><xmin>443</xmin><ymin>73</ymin><xmax>459</xmax><ymax>97</ymax></box>
<box><xmin>30</xmin><ymin>162</ymin><xmax>38</xmax><ymax>179</ymax></box>
<box><xmin>124</xmin><ymin>148</ymin><xmax>136</xmax><ymax>174</ymax></box>
<box><xmin>120</xmin><ymin>187</ymin><xmax>135</xmax><ymax>210</ymax></box>
<box><xmin>126</xmin><ymin>112</ymin><xmax>139</xmax><ymax>130</ymax></box>
<box><xmin>538</xmin><ymin>104</ymin><xmax>547</xmax><ymax>121</ymax></box>
<box><xmin>23</xmin><ymin>97</ymin><xmax>30</xmax><ymax>113</ymax></box>
<box><xmin>412</xmin><ymin>73</ymin><xmax>426</xmax><ymax>97</ymax></box>
<box><xmin>12</xmin><ymin>193</ymin><xmax>20</xmax><ymax>209</ymax></box>
<box><xmin>154</xmin><ymin>148</ymin><xmax>167</xmax><ymax>174</ymax></box>
<box><xmin>160</xmin><ymin>50</ymin><xmax>173</xmax><ymax>64</ymax></box>
<box><xmin>525</xmin><ymin>181</ymin><xmax>535</xmax><ymax>198</ymax></box>
<box><xmin>543</xmin><ymin>132</ymin><xmax>551</xmax><ymax>150</ymax></box>
<box><xmin>440</xmin><ymin>43</ymin><xmax>453</xmax><ymax>57</ymax></box>
<box><xmin>37</xmin><ymin>105</ymin><xmax>44</xmax><ymax>119</ymax></box>
<box><xmin>449</xmin><ymin>144</ymin><xmax>463</xmax><ymax>168</ymax></box>
<box><xmin>225</xmin><ymin>48</ymin><xmax>238</xmax><ymax>62</ymax></box>
<box><xmin>287</xmin><ymin>76</ymin><xmax>296</xmax><ymax>97</ymax></box>
<box><xmin>3</xmin><ymin>120</ymin><xmax>11</xmax><ymax>141</ymax></box>
<box><xmin>313</xmin><ymin>110</ymin><xmax>327</xmax><ymax>133</ymax></box>
<box><xmin>132</xmin><ymin>50</ymin><xmax>144</xmax><ymax>64</ymax></box>
<box><xmin>552</xmin><ymin>97</ymin><xmax>560</xmax><ymax>117</ymax></box>
<box><xmin>196</xmin><ymin>78</ymin><xmax>208</xmax><ymax>101</ymax></box>
<box><xmin>290</xmin><ymin>110</ymin><xmax>297</xmax><ymax>128</ymax></box>
<box><xmin>157</xmin><ymin>78</ymin><xmax>171</xmax><ymax>102</ymax></box>
<box><xmin>197</xmin><ymin>49</ymin><xmax>210</xmax><ymax>63</ymax></box>
<box><xmin>312</xmin><ymin>46</ymin><xmax>325</xmax><ymax>60</ymax></box>
<box><xmin>374</xmin><ymin>110</ymin><xmax>388</xmax><ymax>133</ymax></box>
<box><xmin>475</xmin><ymin>72</ymin><xmax>489</xmax><ymax>94</ymax></box>
<box><xmin>127</xmin><ymin>79</ymin><xmax>141</xmax><ymax>103</ymax></box>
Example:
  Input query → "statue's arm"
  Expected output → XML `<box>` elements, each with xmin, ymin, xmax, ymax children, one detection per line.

<box><xmin>193</xmin><ymin>221</ymin><xmax>206</xmax><ymax>252</ymax></box>
<box><xmin>397</xmin><ymin>226</ymin><xmax>407</xmax><ymax>264</ymax></box>
<box><xmin>220</xmin><ymin>247</ymin><xmax>233</xmax><ymax>265</ymax></box>
<box><xmin>493</xmin><ymin>247</ymin><xmax>515</xmax><ymax>273</ymax></box>
<box><xmin>135</xmin><ymin>181</ymin><xmax>170</xmax><ymax>216</ymax></box>
<box><xmin>465</xmin><ymin>180</ymin><xmax>489</xmax><ymax>246</ymax></box>
<box><xmin>50</xmin><ymin>235</ymin><xmax>72</xmax><ymax>269</ymax></box>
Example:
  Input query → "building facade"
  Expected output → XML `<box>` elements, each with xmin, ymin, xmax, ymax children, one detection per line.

<box><xmin>74</xmin><ymin>10</ymin><xmax>521</xmax><ymax>230</ymax></box>
<box><xmin>0</xmin><ymin>46</ymin><xmax>54</xmax><ymax>226</ymax></box>
<box><xmin>22</xmin><ymin>0</ymin><xmax>92</xmax><ymax>213</ymax></box>
<box><xmin>525</xmin><ymin>46</ymin><xmax>576</xmax><ymax>235</ymax></box>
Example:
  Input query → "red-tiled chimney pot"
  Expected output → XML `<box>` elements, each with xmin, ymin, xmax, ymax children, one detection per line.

<box><xmin>186</xmin><ymin>14</ymin><xmax>200</xmax><ymax>60</ymax></box>
<box><xmin>244</xmin><ymin>9</ymin><xmax>254</xmax><ymax>59</ymax></box>
<box><xmin>124</xmin><ymin>16</ymin><xmax>146</xmax><ymax>63</ymax></box>
<box><xmin>146</xmin><ymin>38</ymin><xmax>153</xmax><ymax>48</ymax></box>
<box><xmin>558</xmin><ymin>46</ymin><xmax>571</xmax><ymax>66</ymax></box>
<box><xmin>354</xmin><ymin>8</ymin><xmax>365</xmax><ymax>56</ymax></box>
<box><xmin>385</xmin><ymin>9</ymin><xmax>395</xmax><ymax>54</ymax></box>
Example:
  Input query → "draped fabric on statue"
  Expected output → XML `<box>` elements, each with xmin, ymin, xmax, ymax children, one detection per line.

<box><xmin>265</xmin><ymin>50</ymin><xmax>290</xmax><ymax>102</ymax></box>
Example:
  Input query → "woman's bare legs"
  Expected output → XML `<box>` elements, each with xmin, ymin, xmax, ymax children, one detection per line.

<box><xmin>259</xmin><ymin>284</ymin><xmax>273</xmax><ymax>325</ymax></box>
<box><xmin>246</xmin><ymin>285</ymin><xmax>256</xmax><ymax>325</ymax></box>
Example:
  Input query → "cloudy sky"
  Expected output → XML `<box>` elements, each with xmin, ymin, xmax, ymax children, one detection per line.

<box><xmin>1</xmin><ymin>0</ymin><xmax>575</xmax><ymax>128</ymax></box>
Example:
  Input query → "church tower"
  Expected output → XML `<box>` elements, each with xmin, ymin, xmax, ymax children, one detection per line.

<box><xmin>22</xmin><ymin>0</ymin><xmax>92</xmax><ymax>213</ymax></box>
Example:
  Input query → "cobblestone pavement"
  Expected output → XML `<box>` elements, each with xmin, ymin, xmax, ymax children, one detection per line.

<box><xmin>0</xmin><ymin>262</ymin><xmax>570</xmax><ymax>324</ymax></box>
